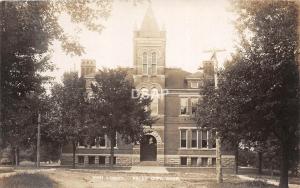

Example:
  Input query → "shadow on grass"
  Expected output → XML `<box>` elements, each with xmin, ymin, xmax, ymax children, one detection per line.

<box><xmin>0</xmin><ymin>173</ymin><xmax>58</xmax><ymax>188</ymax></box>
<box><xmin>0</xmin><ymin>168</ymin><xmax>14</xmax><ymax>174</ymax></box>
<box><xmin>206</xmin><ymin>181</ymin><xmax>277</xmax><ymax>188</ymax></box>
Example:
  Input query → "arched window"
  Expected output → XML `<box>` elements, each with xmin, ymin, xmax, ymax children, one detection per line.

<box><xmin>142</xmin><ymin>52</ymin><xmax>148</xmax><ymax>75</ymax></box>
<box><xmin>150</xmin><ymin>88</ymin><xmax>159</xmax><ymax>115</ymax></box>
<box><xmin>151</xmin><ymin>52</ymin><xmax>157</xmax><ymax>75</ymax></box>
<box><xmin>140</xmin><ymin>87</ymin><xmax>149</xmax><ymax>111</ymax></box>
<box><xmin>140</xmin><ymin>87</ymin><xmax>149</xmax><ymax>98</ymax></box>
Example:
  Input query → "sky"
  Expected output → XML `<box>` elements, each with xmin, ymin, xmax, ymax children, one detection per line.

<box><xmin>50</xmin><ymin>0</ymin><xmax>236</xmax><ymax>82</ymax></box>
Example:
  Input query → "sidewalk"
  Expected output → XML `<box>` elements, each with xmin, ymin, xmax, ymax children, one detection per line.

<box><xmin>129</xmin><ymin>166</ymin><xmax>169</xmax><ymax>174</ymax></box>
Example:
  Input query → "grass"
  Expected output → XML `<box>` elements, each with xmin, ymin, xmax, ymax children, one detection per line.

<box><xmin>206</xmin><ymin>181</ymin><xmax>277</xmax><ymax>188</ymax></box>
<box><xmin>0</xmin><ymin>173</ymin><xmax>58</xmax><ymax>188</ymax></box>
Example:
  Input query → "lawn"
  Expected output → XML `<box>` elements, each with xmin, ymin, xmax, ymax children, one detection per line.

<box><xmin>206</xmin><ymin>181</ymin><xmax>277</xmax><ymax>188</ymax></box>
<box><xmin>0</xmin><ymin>173</ymin><xmax>58</xmax><ymax>188</ymax></box>
<box><xmin>0</xmin><ymin>169</ymin><xmax>290</xmax><ymax>188</ymax></box>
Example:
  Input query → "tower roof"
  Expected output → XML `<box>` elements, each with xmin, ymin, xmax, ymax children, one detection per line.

<box><xmin>140</xmin><ymin>5</ymin><xmax>160</xmax><ymax>33</ymax></box>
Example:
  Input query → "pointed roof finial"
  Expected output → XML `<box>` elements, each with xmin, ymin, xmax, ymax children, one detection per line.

<box><xmin>134</xmin><ymin>21</ymin><xmax>138</xmax><ymax>30</ymax></box>
<box><xmin>161</xmin><ymin>22</ymin><xmax>166</xmax><ymax>31</ymax></box>
<box><xmin>140</xmin><ymin>3</ymin><xmax>159</xmax><ymax>33</ymax></box>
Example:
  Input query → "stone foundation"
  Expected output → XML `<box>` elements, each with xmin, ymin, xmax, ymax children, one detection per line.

<box><xmin>164</xmin><ymin>155</ymin><xmax>235</xmax><ymax>168</ymax></box>
<box><xmin>222</xmin><ymin>156</ymin><xmax>235</xmax><ymax>168</ymax></box>
<box><xmin>61</xmin><ymin>153</ymin><xmax>235</xmax><ymax>169</ymax></box>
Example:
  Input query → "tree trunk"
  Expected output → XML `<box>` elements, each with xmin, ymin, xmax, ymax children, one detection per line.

<box><xmin>216</xmin><ymin>135</ymin><xmax>223</xmax><ymax>183</ymax></box>
<box><xmin>270</xmin><ymin>165</ymin><xmax>274</xmax><ymax>177</ymax></box>
<box><xmin>72</xmin><ymin>141</ymin><xmax>76</xmax><ymax>169</ymax></box>
<box><xmin>110</xmin><ymin>133</ymin><xmax>115</xmax><ymax>169</ymax></box>
<box><xmin>14</xmin><ymin>146</ymin><xmax>19</xmax><ymax>166</ymax></box>
<box><xmin>258</xmin><ymin>151</ymin><xmax>262</xmax><ymax>175</ymax></box>
<box><xmin>235</xmin><ymin>144</ymin><xmax>239</xmax><ymax>174</ymax></box>
<box><xmin>279</xmin><ymin>144</ymin><xmax>289</xmax><ymax>188</ymax></box>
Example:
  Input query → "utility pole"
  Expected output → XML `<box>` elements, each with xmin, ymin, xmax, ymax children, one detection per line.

<box><xmin>37</xmin><ymin>112</ymin><xmax>41</xmax><ymax>168</ymax></box>
<box><xmin>203</xmin><ymin>48</ymin><xmax>225</xmax><ymax>183</ymax></box>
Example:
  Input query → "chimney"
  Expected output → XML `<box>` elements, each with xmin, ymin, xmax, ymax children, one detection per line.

<box><xmin>202</xmin><ymin>60</ymin><xmax>214</xmax><ymax>79</ymax></box>
<box><xmin>80</xmin><ymin>59</ymin><xmax>96</xmax><ymax>77</ymax></box>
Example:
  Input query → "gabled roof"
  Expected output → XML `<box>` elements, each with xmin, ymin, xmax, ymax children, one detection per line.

<box><xmin>185</xmin><ymin>71</ymin><xmax>203</xmax><ymax>80</ymax></box>
<box><xmin>165</xmin><ymin>68</ymin><xmax>191</xmax><ymax>89</ymax></box>
<box><xmin>140</xmin><ymin>5</ymin><xmax>160</xmax><ymax>33</ymax></box>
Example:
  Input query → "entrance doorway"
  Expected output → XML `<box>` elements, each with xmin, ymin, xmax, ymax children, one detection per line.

<box><xmin>140</xmin><ymin>135</ymin><xmax>157</xmax><ymax>161</ymax></box>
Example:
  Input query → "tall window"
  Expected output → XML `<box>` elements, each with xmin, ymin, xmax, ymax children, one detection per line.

<box><xmin>111</xmin><ymin>132</ymin><xmax>117</xmax><ymax>148</ymax></box>
<box><xmin>98</xmin><ymin>134</ymin><xmax>106</xmax><ymax>147</ymax></box>
<box><xmin>191</xmin><ymin>98</ymin><xmax>198</xmax><ymax>115</ymax></box>
<box><xmin>90</xmin><ymin>137</ymin><xmax>96</xmax><ymax>147</ymax></box>
<box><xmin>140</xmin><ymin>88</ymin><xmax>149</xmax><ymax>111</ymax></box>
<box><xmin>150</xmin><ymin>88</ymin><xmax>159</xmax><ymax>115</ymax></box>
<box><xmin>180</xmin><ymin>129</ymin><xmax>187</xmax><ymax>148</ymax></box>
<box><xmin>78</xmin><ymin>137</ymin><xmax>86</xmax><ymax>147</ymax></box>
<box><xmin>142</xmin><ymin>52</ymin><xmax>148</xmax><ymax>75</ymax></box>
<box><xmin>201</xmin><ymin>130</ymin><xmax>208</xmax><ymax>148</ymax></box>
<box><xmin>191</xmin><ymin>130</ymin><xmax>198</xmax><ymax>148</ymax></box>
<box><xmin>180</xmin><ymin>98</ymin><xmax>188</xmax><ymax>115</ymax></box>
<box><xmin>140</xmin><ymin>88</ymin><xmax>149</xmax><ymax>98</ymax></box>
<box><xmin>151</xmin><ymin>52</ymin><xmax>157</xmax><ymax>75</ymax></box>
<box><xmin>211</xmin><ymin>130</ymin><xmax>216</xmax><ymax>148</ymax></box>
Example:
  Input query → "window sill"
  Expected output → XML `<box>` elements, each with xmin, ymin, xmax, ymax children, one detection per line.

<box><xmin>179</xmin><ymin>147</ymin><xmax>188</xmax><ymax>150</ymax></box>
<box><xmin>78</xmin><ymin>146</ymin><xmax>117</xmax><ymax>149</ymax></box>
<box><xmin>179</xmin><ymin>114</ymin><xmax>197</xmax><ymax>117</ymax></box>
<box><xmin>89</xmin><ymin>146</ymin><xmax>107</xmax><ymax>149</ymax></box>
<box><xmin>199</xmin><ymin>148</ymin><xmax>216</xmax><ymax>150</ymax></box>
<box><xmin>178</xmin><ymin>148</ymin><xmax>216</xmax><ymax>150</ymax></box>
<box><xmin>179</xmin><ymin>114</ymin><xmax>190</xmax><ymax>117</ymax></box>
<box><xmin>141</xmin><ymin>74</ymin><xmax>158</xmax><ymax>77</ymax></box>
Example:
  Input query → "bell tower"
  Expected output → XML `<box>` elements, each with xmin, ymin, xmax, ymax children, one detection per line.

<box><xmin>132</xmin><ymin>5</ymin><xmax>166</xmax><ymax>166</ymax></box>
<box><xmin>133</xmin><ymin>5</ymin><xmax>166</xmax><ymax>88</ymax></box>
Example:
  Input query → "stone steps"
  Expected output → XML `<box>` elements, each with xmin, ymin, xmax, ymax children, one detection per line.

<box><xmin>135</xmin><ymin>161</ymin><xmax>160</xmax><ymax>166</ymax></box>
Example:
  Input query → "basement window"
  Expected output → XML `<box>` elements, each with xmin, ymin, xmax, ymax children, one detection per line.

<box><xmin>109</xmin><ymin>157</ymin><xmax>116</xmax><ymax>165</ymax></box>
<box><xmin>88</xmin><ymin>156</ymin><xmax>95</xmax><ymax>164</ymax></box>
<box><xmin>191</xmin><ymin>157</ymin><xmax>198</xmax><ymax>166</ymax></box>
<box><xmin>201</xmin><ymin>157</ymin><xmax>208</xmax><ymax>166</ymax></box>
<box><xmin>212</xmin><ymin>158</ymin><xmax>216</xmax><ymax>166</ymax></box>
<box><xmin>78</xmin><ymin>156</ymin><xmax>84</xmax><ymax>164</ymax></box>
<box><xmin>99</xmin><ymin>156</ymin><xmax>105</xmax><ymax>165</ymax></box>
<box><xmin>180</xmin><ymin>157</ymin><xmax>187</xmax><ymax>166</ymax></box>
<box><xmin>191</xmin><ymin>82</ymin><xmax>199</xmax><ymax>88</ymax></box>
